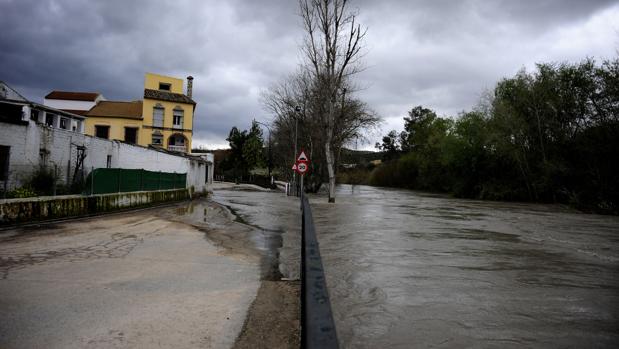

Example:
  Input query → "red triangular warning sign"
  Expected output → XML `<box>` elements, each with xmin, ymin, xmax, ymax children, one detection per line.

<box><xmin>297</xmin><ymin>150</ymin><xmax>308</xmax><ymax>162</ymax></box>
<box><xmin>292</xmin><ymin>164</ymin><xmax>297</xmax><ymax>170</ymax></box>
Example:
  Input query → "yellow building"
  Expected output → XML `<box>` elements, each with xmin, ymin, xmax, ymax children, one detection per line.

<box><xmin>85</xmin><ymin>101</ymin><xmax>143</xmax><ymax>142</ymax></box>
<box><xmin>141</xmin><ymin>73</ymin><xmax>195</xmax><ymax>152</ymax></box>
<box><xmin>83</xmin><ymin>73</ymin><xmax>196</xmax><ymax>153</ymax></box>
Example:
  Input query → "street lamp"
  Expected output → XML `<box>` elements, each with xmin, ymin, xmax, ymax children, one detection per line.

<box><xmin>293</xmin><ymin>106</ymin><xmax>301</xmax><ymax>196</ymax></box>
<box><xmin>294</xmin><ymin>105</ymin><xmax>301</xmax><ymax>160</ymax></box>
<box><xmin>255</xmin><ymin>120</ymin><xmax>272</xmax><ymax>183</ymax></box>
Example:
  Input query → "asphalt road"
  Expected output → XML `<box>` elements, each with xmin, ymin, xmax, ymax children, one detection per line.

<box><xmin>0</xmin><ymin>200</ymin><xmax>261</xmax><ymax>349</ymax></box>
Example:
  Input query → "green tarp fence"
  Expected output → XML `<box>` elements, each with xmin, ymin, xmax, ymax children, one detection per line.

<box><xmin>84</xmin><ymin>168</ymin><xmax>186</xmax><ymax>195</ymax></box>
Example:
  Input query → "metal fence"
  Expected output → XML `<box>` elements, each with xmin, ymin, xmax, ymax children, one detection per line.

<box><xmin>84</xmin><ymin>168</ymin><xmax>186</xmax><ymax>195</ymax></box>
<box><xmin>301</xmin><ymin>194</ymin><xmax>339</xmax><ymax>348</ymax></box>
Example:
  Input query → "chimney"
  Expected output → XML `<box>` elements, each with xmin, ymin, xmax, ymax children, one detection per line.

<box><xmin>186</xmin><ymin>76</ymin><xmax>194</xmax><ymax>98</ymax></box>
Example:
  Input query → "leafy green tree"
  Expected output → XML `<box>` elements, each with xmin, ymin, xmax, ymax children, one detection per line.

<box><xmin>369</xmin><ymin>57</ymin><xmax>619</xmax><ymax>213</ymax></box>
<box><xmin>243</xmin><ymin>121</ymin><xmax>265</xmax><ymax>170</ymax></box>
<box><xmin>225</xmin><ymin>121</ymin><xmax>265</xmax><ymax>181</ymax></box>
<box><xmin>401</xmin><ymin>106</ymin><xmax>439</xmax><ymax>150</ymax></box>
<box><xmin>375</xmin><ymin>130</ymin><xmax>401</xmax><ymax>160</ymax></box>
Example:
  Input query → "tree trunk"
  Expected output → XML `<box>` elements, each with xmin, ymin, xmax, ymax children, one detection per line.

<box><xmin>325</xmin><ymin>140</ymin><xmax>336</xmax><ymax>203</ymax></box>
<box><xmin>325</xmin><ymin>92</ymin><xmax>336</xmax><ymax>203</ymax></box>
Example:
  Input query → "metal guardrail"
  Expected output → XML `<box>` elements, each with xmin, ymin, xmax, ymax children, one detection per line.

<box><xmin>301</xmin><ymin>194</ymin><xmax>339</xmax><ymax>349</ymax></box>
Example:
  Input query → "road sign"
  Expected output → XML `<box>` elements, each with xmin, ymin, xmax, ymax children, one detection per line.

<box><xmin>297</xmin><ymin>150</ymin><xmax>309</xmax><ymax>162</ymax></box>
<box><xmin>292</xmin><ymin>163</ymin><xmax>297</xmax><ymax>171</ymax></box>
<box><xmin>296</xmin><ymin>162</ymin><xmax>308</xmax><ymax>174</ymax></box>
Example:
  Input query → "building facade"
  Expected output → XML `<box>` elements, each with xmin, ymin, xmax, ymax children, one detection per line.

<box><xmin>1</xmin><ymin>82</ymin><xmax>212</xmax><ymax>194</ymax></box>
<box><xmin>141</xmin><ymin>73</ymin><xmax>196</xmax><ymax>152</ymax></box>
<box><xmin>73</xmin><ymin>73</ymin><xmax>196</xmax><ymax>153</ymax></box>
<box><xmin>86</xmin><ymin>101</ymin><xmax>143</xmax><ymax>144</ymax></box>
<box><xmin>1</xmin><ymin>81</ymin><xmax>86</xmax><ymax>134</ymax></box>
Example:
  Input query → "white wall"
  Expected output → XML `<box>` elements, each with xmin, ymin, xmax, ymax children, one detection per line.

<box><xmin>43</xmin><ymin>99</ymin><xmax>97</xmax><ymax>112</ymax></box>
<box><xmin>0</xmin><ymin>121</ymin><xmax>210</xmax><ymax>193</ymax></box>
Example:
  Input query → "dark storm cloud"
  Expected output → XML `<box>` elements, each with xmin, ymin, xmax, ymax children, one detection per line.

<box><xmin>1</xmin><ymin>0</ymin><xmax>617</xmax><ymax>149</ymax></box>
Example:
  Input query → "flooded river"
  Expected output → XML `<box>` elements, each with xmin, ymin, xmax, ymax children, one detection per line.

<box><xmin>213</xmin><ymin>184</ymin><xmax>619</xmax><ymax>348</ymax></box>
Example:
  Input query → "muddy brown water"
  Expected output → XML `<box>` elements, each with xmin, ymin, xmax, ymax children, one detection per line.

<box><xmin>213</xmin><ymin>184</ymin><xmax>619</xmax><ymax>348</ymax></box>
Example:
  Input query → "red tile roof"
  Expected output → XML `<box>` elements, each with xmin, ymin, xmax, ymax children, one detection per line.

<box><xmin>86</xmin><ymin>101</ymin><xmax>143</xmax><ymax>119</ymax></box>
<box><xmin>45</xmin><ymin>91</ymin><xmax>101</xmax><ymax>101</ymax></box>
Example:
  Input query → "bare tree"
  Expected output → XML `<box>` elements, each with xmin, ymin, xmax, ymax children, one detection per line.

<box><xmin>261</xmin><ymin>68</ymin><xmax>379</xmax><ymax>194</ymax></box>
<box><xmin>299</xmin><ymin>0</ymin><xmax>367</xmax><ymax>202</ymax></box>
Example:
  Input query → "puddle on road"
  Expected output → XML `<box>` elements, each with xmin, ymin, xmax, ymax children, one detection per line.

<box><xmin>166</xmin><ymin>198</ymin><xmax>286</xmax><ymax>281</ymax></box>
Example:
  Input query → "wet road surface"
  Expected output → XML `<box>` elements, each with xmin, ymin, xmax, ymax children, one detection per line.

<box><xmin>209</xmin><ymin>186</ymin><xmax>301</xmax><ymax>280</ymax></box>
<box><xmin>310</xmin><ymin>185</ymin><xmax>619</xmax><ymax>348</ymax></box>
<box><xmin>0</xmin><ymin>200</ymin><xmax>263</xmax><ymax>349</ymax></box>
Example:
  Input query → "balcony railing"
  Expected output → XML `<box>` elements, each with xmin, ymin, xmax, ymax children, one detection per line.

<box><xmin>167</xmin><ymin>145</ymin><xmax>187</xmax><ymax>152</ymax></box>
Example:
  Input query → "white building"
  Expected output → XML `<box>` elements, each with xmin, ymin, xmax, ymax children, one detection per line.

<box><xmin>43</xmin><ymin>90</ymin><xmax>105</xmax><ymax>116</ymax></box>
<box><xmin>0</xmin><ymin>82</ymin><xmax>213</xmax><ymax>195</ymax></box>
<box><xmin>1</xmin><ymin>81</ymin><xmax>86</xmax><ymax>133</ymax></box>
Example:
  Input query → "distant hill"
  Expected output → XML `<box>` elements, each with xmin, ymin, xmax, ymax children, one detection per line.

<box><xmin>340</xmin><ymin>148</ymin><xmax>382</xmax><ymax>165</ymax></box>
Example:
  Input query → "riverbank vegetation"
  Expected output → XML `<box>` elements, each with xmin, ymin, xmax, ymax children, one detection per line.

<box><xmin>216</xmin><ymin>121</ymin><xmax>266</xmax><ymax>182</ymax></box>
<box><xmin>368</xmin><ymin>58</ymin><xmax>618</xmax><ymax>214</ymax></box>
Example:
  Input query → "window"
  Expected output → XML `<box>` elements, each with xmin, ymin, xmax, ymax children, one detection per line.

<box><xmin>45</xmin><ymin>114</ymin><xmax>55</xmax><ymax>127</ymax></box>
<box><xmin>0</xmin><ymin>146</ymin><xmax>10</xmax><ymax>181</ymax></box>
<box><xmin>152</xmin><ymin>132</ymin><xmax>163</xmax><ymax>146</ymax></box>
<box><xmin>168</xmin><ymin>134</ymin><xmax>185</xmax><ymax>146</ymax></box>
<box><xmin>60</xmin><ymin>118</ymin><xmax>67</xmax><ymax>129</ymax></box>
<box><xmin>173</xmin><ymin>107</ymin><xmax>183</xmax><ymax>128</ymax></box>
<box><xmin>153</xmin><ymin>104</ymin><xmax>164</xmax><ymax>128</ymax></box>
<box><xmin>159</xmin><ymin>83</ymin><xmax>171</xmax><ymax>91</ymax></box>
<box><xmin>95</xmin><ymin>125</ymin><xmax>110</xmax><ymax>139</ymax></box>
<box><xmin>168</xmin><ymin>134</ymin><xmax>187</xmax><ymax>152</ymax></box>
<box><xmin>39</xmin><ymin>148</ymin><xmax>49</xmax><ymax>165</ymax></box>
<box><xmin>106</xmin><ymin>155</ymin><xmax>112</xmax><ymax>168</ymax></box>
<box><xmin>124</xmin><ymin>127</ymin><xmax>138</xmax><ymax>144</ymax></box>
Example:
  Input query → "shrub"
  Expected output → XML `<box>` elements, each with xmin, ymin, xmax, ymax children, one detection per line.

<box><xmin>8</xmin><ymin>186</ymin><xmax>37</xmax><ymax>198</ymax></box>
<box><xmin>27</xmin><ymin>167</ymin><xmax>56</xmax><ymax>196</ymax></box>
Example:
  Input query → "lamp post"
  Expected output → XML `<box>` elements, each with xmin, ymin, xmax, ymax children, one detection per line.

<box><xmin>293</xmin><ymin>106</ymin><xmax>301</xmax><ymax>196</ymax></box>
<box><xmin>255</xmin><ymin>121</ymin><xmax>272</xmax><ymax>181</ymax></box>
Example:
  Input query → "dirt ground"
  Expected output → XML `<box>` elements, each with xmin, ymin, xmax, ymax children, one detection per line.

<box><xmin>234</xmin><ymin>280</ymin><xmax>300</xmax><ymax>349</ymax></box>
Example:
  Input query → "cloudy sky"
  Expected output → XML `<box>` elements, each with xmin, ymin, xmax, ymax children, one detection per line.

<box><xmin>1</xmin><ymin>0</ymin><xmax>617</xmax><ymax>150</ymax></box>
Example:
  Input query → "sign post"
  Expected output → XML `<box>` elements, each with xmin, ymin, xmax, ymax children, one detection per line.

<box><xmin>294</xmin><ymin>150</ymin><xmax>310</xmax><ymax>197</ymax></box>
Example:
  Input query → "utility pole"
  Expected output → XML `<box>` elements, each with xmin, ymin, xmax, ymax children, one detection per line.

<box><xmin>294</xmin><ymin>106</ymin><xmax>301</xmax><ymax>196</ymax></box>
